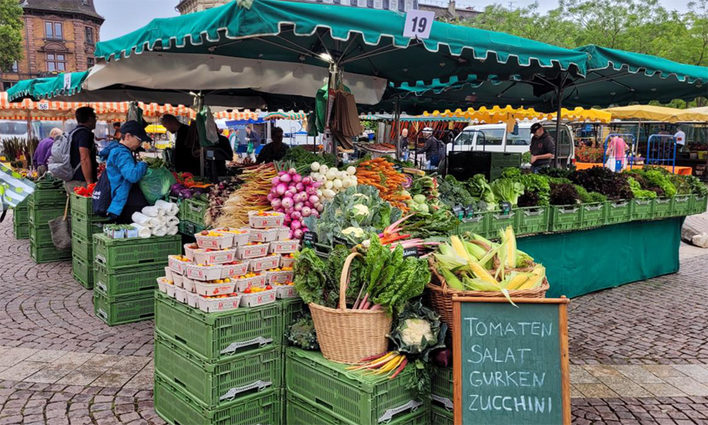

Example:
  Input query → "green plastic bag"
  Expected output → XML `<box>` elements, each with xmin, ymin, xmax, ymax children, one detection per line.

<box><xmin>139</xmin><ymin>167</ymin><xmax>176</xmax><ymax>205</ymax></box>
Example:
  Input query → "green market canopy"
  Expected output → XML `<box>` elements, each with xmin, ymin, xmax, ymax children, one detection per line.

<box><xmin>85</xmin><ymin>0</ymin><xmax>587</xmax><ymax>106</ymax></box>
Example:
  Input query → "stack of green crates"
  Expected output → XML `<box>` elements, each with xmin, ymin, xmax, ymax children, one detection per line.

<box><xmin>12</xmin><ymin>198</ymin><xmax>29</xmax><ymax>239</ymax></box>
<box><xmin>153</xmin><ymin>291</ymin><xmax>284</xmax><ymax>425</ymax></box>
<box><xmin>92</xmin><ymin>233</ymin><xmax>181</xmax><ymax>326</ymax></box>
<box><xmin>285</xmin><ymin>347</ymin><xmax>428</xmax><ymax>425</ymax></box>
<box><xmin>28</xmin><ymin>181</ymin><xmax>71</xmax><ymax>263</ymax></box>
<box><xmin>430</xmin><ymin>366</ymin><xmax>454</xmax><ymax>425</ymax></box>
<box><xmin>70</xmin><ymin>193</ymin><xmax>109</xmax><ymax>289</ymax></box>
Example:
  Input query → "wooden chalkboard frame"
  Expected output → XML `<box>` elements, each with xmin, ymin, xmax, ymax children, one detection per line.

<box><xmin>452</xmin><ymin>296</ymin><xmax>571</xmax><ymax>425</ymax></box>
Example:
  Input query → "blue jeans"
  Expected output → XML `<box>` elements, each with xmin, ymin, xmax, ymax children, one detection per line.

<box><xmin>531</xmin><ymin>164</ymin><xmax>550</xmax><ymax>174</ymax></box>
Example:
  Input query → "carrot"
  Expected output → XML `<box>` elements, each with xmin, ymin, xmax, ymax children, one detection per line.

<box><xmin>389</xmin><ymin>358</ymin><xmax>408</xmax><ymax>379</ymax></box>
<box><xmin>358</xmin><ymin>351</ymin><xmax>389</xmax><ymax>363</ymax></box>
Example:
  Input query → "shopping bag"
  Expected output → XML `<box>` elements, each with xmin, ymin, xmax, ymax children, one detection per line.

<box><xmin>139</xmin><ymin>166</ymin><xmax>176</xmax><ymax>205</ymax></box>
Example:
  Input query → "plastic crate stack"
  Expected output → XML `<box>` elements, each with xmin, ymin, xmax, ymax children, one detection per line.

<box><xmin>12</xmin><ymin>198</ymin><xmax>29</xmax><ymax>239</ymax></box>
<box><xmin>70</xmin><ymin>193</ymin><xmax>109</xmax><ymax>289</ymax></box>
<box><xmin>92</xmin><ymin>233</ymin><xmax>181</xmax><ymax>326</ymax></box>
<box><xmin>284</xmin><ymin>348</ymin><xmax>429</xmax><ymax>425</ymax></box>
<box><xmin>430</xmin><ymin>366</ymin><xmax>454</xmax><ymax>425</ymax></box>
<box><xmin>178</xmin><ymin>197</ymin><xmax>208</xmax><ymax>235</ymax></box>
<box><xmin>153</xmin><ymin>211</ymin><xmax>302</xmax><ymax>425</ymax></box>
<box><xmin>28</xmin><ymin>180</ymin><xmax>71</xmax><ymax>263</ymax></box>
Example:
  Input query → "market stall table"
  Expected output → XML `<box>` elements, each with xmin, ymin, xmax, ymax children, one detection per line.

<box><xmin>575</xmin><ymin>162</ymin><xmax>693</xmax><ymax>175</ymax></box>
<box><xmin>517</xmin><ymin>217</ymin><xmax>683</xmax><ymax>298</ymax></box>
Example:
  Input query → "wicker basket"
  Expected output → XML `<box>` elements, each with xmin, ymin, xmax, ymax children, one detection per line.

<box><xmin>427</xmin><ymin>258</ymin><xmax>549</xmax><ymax>334</ymax></box>
<box><xmin>309</xmin><ymin>252</ymin><xmax>393</xmax><ymax>364</ymax></box>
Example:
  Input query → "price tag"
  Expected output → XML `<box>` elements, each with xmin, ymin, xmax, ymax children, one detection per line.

<box><xmin>303</xmin><ymin>231</ymin><xmax>318</xmax><ymax>248</ymax></box>
<box><xmin>403</xmin><ymin>10</ymin><xmax>435</xmax><ymax>40</ymax></box>
<box><xmin>333</xmin><ymin>235</ymin><xmax>349</xmax><ymax>247</ymax></box>
<box><xmin>452</xmin><ymin>205</ymin><xmax>464</xmax><ymax>219</ymax></box>
<box><xmin>464</xmin><ymin>205</ymin><xmax>476</xmax><ymax>218</ymax></box>
<box><xmin>403</xmin><ymin>247</ymin><xmax>419</xmax><ymax>258</ymax></box>
<box><xmin>500</xmin><ymin>201</ymin><xmax>512</xmax><ymax>215</ymax></box>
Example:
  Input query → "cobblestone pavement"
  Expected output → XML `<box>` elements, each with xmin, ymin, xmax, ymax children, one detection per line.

<box><xmin>1</xmin><ymin>211</ymin><xmax>708</xmax><ymax>424</ymax></box>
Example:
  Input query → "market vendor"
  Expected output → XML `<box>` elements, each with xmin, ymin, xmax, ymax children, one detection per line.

<box><xmin>100</xmin><ymin>121</ymin><xmax>150</xmax><ymax>224</ymax></box>
<box><xmin>398</xmin><ymin>128</ymin><xmax>409</xmax><ymax>160</ymax></box>
<box><xmin>529</xmin><ymin>123</ymin><xmax>555</xmax><ymax>173</ymax></box>
<box><xmin>420</xmin><ymin>127</ymin><xmax>445</xmax><ymax>167</ymax></box>
<box><xmin>256</xmin><ymin>127</ymin><xmax>289</xmax><ymax>164</ymax></box>
<box><xmin>161</xmin><ymin>114</ymin><xmax>200</xmax><ymax>175</ymax></box>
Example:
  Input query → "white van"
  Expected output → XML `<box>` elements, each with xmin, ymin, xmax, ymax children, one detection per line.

<box><xmin>449</xmin><ymin>121</ymin><xmax>576</xmax><ymax>166</ymax></box>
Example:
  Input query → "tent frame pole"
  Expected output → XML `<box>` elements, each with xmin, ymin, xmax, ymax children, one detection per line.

<box><xmin>393</xmin><ymin>97</ymin><xmax>401</xmax><ymax>160</ymax></box>
<box><xmin>554</xmin><ymin>85</ymin><xmax>563</xmax><ymax>168</ymax></box>
<box><xmin>325</xmin><ymin>62</ymin><xmax>338</xmax><ymax>157</ymax></box>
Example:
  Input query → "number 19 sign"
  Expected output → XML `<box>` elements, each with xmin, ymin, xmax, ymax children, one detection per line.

<box><xmin>403</xmin><ymin>10</ymin><xmax>435</xmax><ymax>40</ymax></box>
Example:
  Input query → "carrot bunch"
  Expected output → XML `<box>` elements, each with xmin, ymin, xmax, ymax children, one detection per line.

<box><xmin>346</xmin><ymin>351</ymin><xmax>408</xmax><ymax>380</ymax></box>
<box><xmin>215</xmin><ymin>163</ymin><xmax>277</xmax><ymax>228</ymax></box>
<box><xmin>356</xmin><ymin>157</ymin><xmax>411</xmax><ymax>211</ymax></box>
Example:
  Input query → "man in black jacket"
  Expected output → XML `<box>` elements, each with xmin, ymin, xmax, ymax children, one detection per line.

<box><xmin>529</xmin><ymin>123</ymin><xmax>555</xmax><ymax>173</ymax></box>
<box><xmin>161</xmin><ymin>114</ymin><xmax>199</xmax><ymax>174</ymax></box>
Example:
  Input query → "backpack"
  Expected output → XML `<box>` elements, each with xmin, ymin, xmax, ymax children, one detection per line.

<box><xmin>92</xmin><ymin>170</ymin><xmax>112</xmax><ymax>217</ymax></box>
<box><xmin>48</xmin><ymin>127</ymin><xmax>88</xmax><ymax>181</ymax></box>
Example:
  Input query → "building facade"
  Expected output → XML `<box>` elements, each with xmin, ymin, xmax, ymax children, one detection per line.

<box><xmin>177</xmin><ymin>0</ymin><xmax>421</xmax><ymax>15</ymax></box>
<box><xmin>0</xmin><ymin>0</ymin><xmax>104</xmax><ymax>91</ymax></box>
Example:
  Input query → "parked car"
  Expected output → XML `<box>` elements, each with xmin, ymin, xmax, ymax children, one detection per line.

<box><xmin>448</xmin><ymin>121</ymin><xmax>576</xmax><ymax>167</ymax></box>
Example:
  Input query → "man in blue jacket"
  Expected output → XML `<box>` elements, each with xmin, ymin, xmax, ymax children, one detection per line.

<box><xmin>100</xmin><ymin>121</ymin><xmax>150</xmax><ymax>223</ymax></box>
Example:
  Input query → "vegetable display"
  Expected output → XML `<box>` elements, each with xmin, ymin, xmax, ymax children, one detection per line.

<box><xmin>205</xmin><ymin>177</ymin><xmax>242</xmax><ymax>226</ymax></box>
<box><xmin>433</xmin><ymin>227</ymin><xmax>545</xmax><ymax>302</ymax></box>
<box><xmin>570</xmin><ymin>167</ymin><xmax>633</xmax><ymax>200</ymax></box>
<box><xmin>356</xmin><ymin>158</ymin><xmax>411</xmax><ymax>211</ymax></box>
<box><xmin>268</xmin><ymin>167</ymin><xmax>323</xmax><ymax>239</ymax></box>
<box><xmin>309</xmin><ymin>163</ymin><xmax>358</xmax><ymax>201</ymax></box>
<box><xmin>214</xmin><ymin>163</ymin><xmax>277</xmax><ymax>228</ymax></box>
<box><xmin>280</xmin><ymin>146</ymin><xmax>337</xmax><ymax>175</ymax></box>
<box><xmin>304</xmin><ymin>185</ymin><xmax>402</xmax><ymax>246</ymax></box>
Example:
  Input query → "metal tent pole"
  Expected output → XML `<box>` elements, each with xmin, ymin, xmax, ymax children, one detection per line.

<box><xmin>393</xmin><ymin>97</ymin><xmax>401</xmax><ymax>160</ymax></box>
<box><xmin>554</xmin><ymin>86</ymin><xmax>563</xmax><ymax>168</ymax></box>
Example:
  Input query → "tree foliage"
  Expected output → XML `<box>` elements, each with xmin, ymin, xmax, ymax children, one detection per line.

<box><xmin>465</xmin><ymin>0</ymin><xmax>708</xmax><ymax>67</ymax></box>
<box><xmin>0</xmin><ymin>0</ymin><xmax>23</xmax><ymax>71</ymax></box>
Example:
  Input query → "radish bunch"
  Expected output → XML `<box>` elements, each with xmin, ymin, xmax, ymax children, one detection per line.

<box><xmin>310</xmin><ymin>162</ymin><xmax>358</xmax><ymax>201</ymax></box>
<box><xmin>267</xmin><ymin>168</ymin><xmax>323</xmax><ymax>239</ymax></box>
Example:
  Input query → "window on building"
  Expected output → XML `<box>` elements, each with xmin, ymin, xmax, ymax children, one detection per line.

<box><xmin>47</xmin><ymin>53</ymin><xmax>66</xmax><ymax>72</ymax></box>
<box><xmin>87</xmin><ymin>57</ymin><xmax>95</xmax><ymax>68</ymax></box>
<box><xmin>85</xmin><ymin>27</ymin><xmax>94</xmax><ymax>44</ymax></box>
<box><xmin>11</xmin><ymin>61</ymin><xmax>18</xmax><ymax>73</ymax></box>
<box><xmin>45</xmin><ymin>21</ymin><xmax>63</xmax><ymax>40</ymax></box>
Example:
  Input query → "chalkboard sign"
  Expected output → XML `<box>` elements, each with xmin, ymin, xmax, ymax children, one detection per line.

<box><xmin>452</xmin><ymin>297</ymin><xmax>570</xmax><ymax>425</ymax></box>
<box><xmin>302</xmin><ymin>231</ymin><xmax>318</xmax><ymax>248</ymax></box>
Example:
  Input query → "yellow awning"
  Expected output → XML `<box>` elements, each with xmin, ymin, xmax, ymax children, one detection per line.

<box><xmin>603</xmin><ymin>105</ymin><xmax>708</xmax><ymax>123</ymax></box>
<box><xmin>424</xmin><ymin>106</ymin><xmax>611</xmax><ymax>125</ymax></box>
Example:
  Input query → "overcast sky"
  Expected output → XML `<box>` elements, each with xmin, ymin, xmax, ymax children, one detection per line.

<box><xmin>95</xmin><ymin>0</ymin><xmax>694</xmax><ymax>41</ymax></box>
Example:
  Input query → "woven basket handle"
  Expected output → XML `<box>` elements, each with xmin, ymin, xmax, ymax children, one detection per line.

<box><xmin>339</xmin><ymin>252</ymin><xmax>362</xmax><ymax>310</ymax></box>
<box><xmin>427</xmin><ymin>256</ymin><xmax>449</xmax><ymax>290</ymax></box>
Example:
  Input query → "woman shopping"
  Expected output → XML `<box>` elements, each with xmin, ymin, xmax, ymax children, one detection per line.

<box><xmin>605</xmin><ymin>136</ymin><xmax>628</xmax><ymax>172</ymax></box>
<box><xmin>99</xmin><ymin>121</ymin><xmax>150</xmax><ymax>223</ymax></box>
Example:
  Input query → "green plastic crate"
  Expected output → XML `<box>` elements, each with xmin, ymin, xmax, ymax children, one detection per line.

<box><xmin>691</xmin><ymin>194</ymin><xmax>708</xmax><ymax>215</ymax></box>
<box><xmin>29</xmin><ymin>225</ymin><xmax>55</xmax><ymax>247</ymax></box>
<box><xmin>30</xmin><ymin>241</ymin><xmax>71</xmax><ymax>264</ymax></box>
<box><xmin>488</xmin><ymin>210</ymin><xmax>516</xmax><ymax>236</ymax></box>
<box><xmin>70</xmin><ymin>192</ymin><xmax>92</xmax><ymax>216</ymax></box>
<box><xmin>430</xmin><ymin>404</ymin><xmax>453</xmax><ymax>425</ymax></box>
<box><xmin>94</xmin><ymin>233</ymin><xmax>181</xmax><ymax>268</ymax></box>
<box><xmin>71</xmin><ymin>232</ymin><xmax>92</xmax><ymax>261</ymax></box>
<box><xmin>653</xmin><ymin>198</ymin><xmax>672</xmax><ymax>218</ymax></box>
<box><xmin>72</xmin><ymin>254</ymin><xmax>93</xmax><ymax>289</ymax></box>
<box><xmin>550</xmin><ymin>205</ymin><xmax>581</xmax><ymax>231</ymax></box>
<box><xmin>154</xmin><ymin>291</ymin><xmax>280</xmax><ymax>362</ymax></box>
<box><xmin>13</xmin><ymin>199</ymin><xmax>29</xmax><ymax>224</ymax></box>
<box><xmin>71</xmin><ymin>211</ymin><xmax>109</xmax><ymax>240</ymax></box>
<box><xmin>154</xmin><ymin>373</ymin><xmax>281</xmax><ymax>425</ymax></box>
<box><xmin>154</xmin><ymin>332</ymin><xmax>281</xmax><ymax>409</ymax></box>
<box><xmin>286</xmin><ymin>392</ymin><xmax>429</xmax><ymax>425</ymax></box>
<box><xmin>183</xmin><ymin>198</ymin><xmax>208</xmax><ymax>226</ymax></box>
<box><xmin>579</xmin><ymin>202</ymin><xmax>606</xmax><ymax>229</ymax></box>
<box><xmin>285</xmin><ymin>348</ymin><xmax>423</xmax><ymax>425</ymax></box>
<box><xmin>454</xmin><ymin>212</ymin><xmax>488</xmax><ymax>237</ymax></box>
<box><xmin>630</xmin><ymin>199</ymin><xmax>654</xmax><ymax>221</ymax></box>
<box><xmin>31</xmin><ymin>185</ymin><xmax>66</xmax><ymax>205</ymax></box>
<box><xmin>279</xmin><ymin>298</ymin><xmax>306</xmax><ymax>346</ymax></box>
<box><xmin>13</xmin><ymin>221</ymin><xmax>29</xmax><ymax>239</ymax></box>
<box><xmin>515</xmin><ymin>206</ymin><xmax>549</xmax><ymax>235</ymax></box>
<box><xmin>431</xmin><ymin>366</ymin><xmax>453</xmax><ymax>406</ymax></box>
<box><xmin>93</xmin><ymin>289</ymin><xmax>154</xmax><ymax>326</ymax></box>
<box><xmin>28</xmin><ymin>206</ymin><xmax>66</xmax><ymax>226</ymax></box>
<box><xmin>179</xmin><ymin>220</ymin><xmax>206</xmax><ymax>236</ymax></box>
<box><xmin>671</xmin><ymin>195</ymin><xmax>692</xmax><ymax>217</ymax></box>
<box><xmin>605</xmin><ymin>200</ymin><xmax>631</xmax><ymax>225</ymax></box>
<box><xmin>93</xmin><ymin>261</ymin><xmax>163</xmax><ymax>297</ymax></box>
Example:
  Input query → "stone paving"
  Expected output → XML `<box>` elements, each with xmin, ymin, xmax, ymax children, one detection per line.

<box><xmin>1</xmin><ymin>211</ymin><xmax>707</xmax><ymax>424</ymax></box>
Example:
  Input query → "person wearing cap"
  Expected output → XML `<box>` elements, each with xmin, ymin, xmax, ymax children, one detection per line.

<box><xmin>398</xmin><ymin>128</ymin><xmax>410</xmax><ymax>161</ymax></box>
<box><xmin>529</xmin><ymin>123</ymin><xmax>555</xmax><ymax>173</ymax></box>
<box><xmin>420</xmin><ymin>127</ymin><xmax>446</xmax><ymax>168</ymax></box>
<box><xmin>99</xmin><ymin>121</ymin><xmax>151</xmax><ymax>223</ymax></box>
